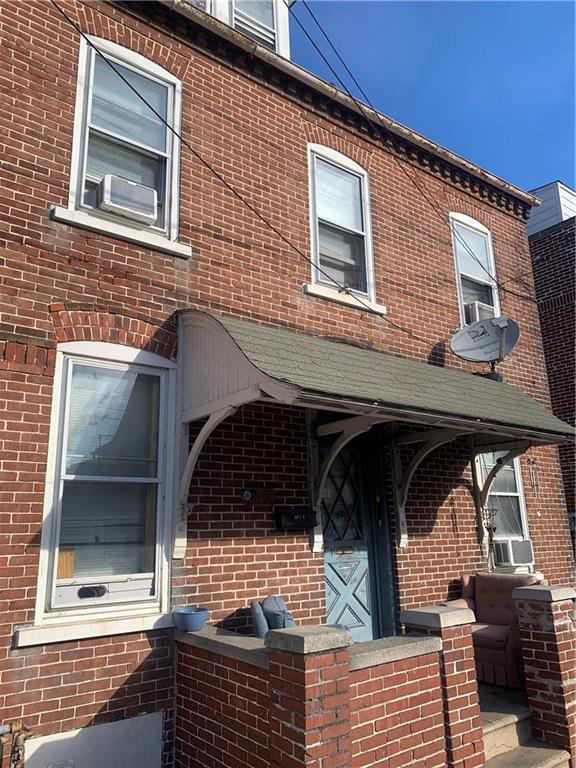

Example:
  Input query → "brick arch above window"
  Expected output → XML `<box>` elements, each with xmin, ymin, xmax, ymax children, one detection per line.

<box><xmin>303</xmin><ymin>123</ymin><xmax>371</xmax><ymax>171</ymax></box>
<box><xmin>49</xmin><ymin>303</ymin><xmax>178</xmax><ymax>360</ymax></box>
<box><xmin>74</xmin><ymin>6</ymin><xmax>190</xmax><ymax>81</ymax></box>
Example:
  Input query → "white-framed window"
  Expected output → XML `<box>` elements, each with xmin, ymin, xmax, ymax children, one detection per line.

<box><xmin>35</xmin><ymin>342</ymin><xmax>176</xmax><ymax>624</ymax></box>
<box><xmin>477</xmin><ymin>452</ymin><xmax>533</xmax><ymax>569</ymax></box>
<box><xmin>450</xmin><ymin>213</ymin><xmax>500</xmax><ymax>325</ymax></box>
<box><xmin>209</xmin><ymin>0</ymin><xmax>290</xmax><ymax>57</ymax></box>
<box><xmin>308</xmin><ymin>145</ymin><xmax>375</xmax><ymax>300</ymax></box>
<box><xmin>50</xmin><ymin>37</ymin><xmax>190</xmax><ymax>259</ymax></box>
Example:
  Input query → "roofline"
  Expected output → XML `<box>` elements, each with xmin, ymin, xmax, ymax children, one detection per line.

<box><xmin>298</xmin><ymin>391</ymin><xmax>573</xmax><ymax>444</ymax></box>
<box><xmin>530</xmin><ymin>180</ymin><xmax>576</xmax><ymax>195</ymax></box>
<box><xmin>159</xmin><ymin>0</ymin><xmax>540</xmax><ymax>210</ymax></box>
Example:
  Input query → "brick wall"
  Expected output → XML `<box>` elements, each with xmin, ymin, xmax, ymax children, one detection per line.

<box><xmin>350</xmin><ymin>653</ymin><xmax>446</xmax><ymax>768</ymax></box>
<box><xmin>175</xmin><ymin>642</ymin><xmax>269</xmax><ymax>768</ymax></box>
<box><xmin>530</xmin><ymin>217</ymin><xmax>576</xmax><ymax>536</ymax></box>
<box><xmin>175</xmin><ymin>402</ymin><xmax>324</xmax><ymax>632</ymax></box>
<box><xmin>0</xmin><ymin>631</ymin><xmax>174</xmax><ymax>768</ymax></box>
<box><xmin>0</xmin><ymin>0</ymin><xmax>573</xmax><ymax>761</ymax></box>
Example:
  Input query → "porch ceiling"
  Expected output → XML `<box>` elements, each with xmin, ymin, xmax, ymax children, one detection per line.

<box><xmin>178</xmin><ymin>311</ymin><xmax>573</xmax><ymax>445</ymax></box>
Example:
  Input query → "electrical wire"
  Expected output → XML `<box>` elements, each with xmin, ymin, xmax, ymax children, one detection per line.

<box><xmin>293</xmin><ymin>0</ymin><xmax>537</xmax><ymax>303</ymax></box>
<box><xmin>49</xmin><ymin>0</ymin><xmax>436</xmax><ymax>343</ymax></box>
<box><xmin>52</xmin><ymin>2</ymin><xmax>402</xmax><ymax>319</ymax></box>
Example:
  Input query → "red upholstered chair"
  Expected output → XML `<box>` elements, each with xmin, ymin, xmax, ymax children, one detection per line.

<box><xmin>445</xmin><ymin>571</ymin><xmax>540</xmax><ymax>687</ymax></box>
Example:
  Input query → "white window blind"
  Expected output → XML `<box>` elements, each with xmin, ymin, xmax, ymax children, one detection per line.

<box><xmin>313</xmin><ymin>156</ymin><xmax>368</xmax><ymax>294</ymax></box>
<box><xmin>80</xmin><ymin>50</ymin><xmax>173</xmax><ymax>230</ymax></box>
<box><xmin>52</xmin><ymin>359</ymin><xmax>165</xmax><ymax>607</ymax></box>
<box><xmin>234</xmin><ymin>0</ymin><xmax>276</xmax><ymax>48</ymax></box>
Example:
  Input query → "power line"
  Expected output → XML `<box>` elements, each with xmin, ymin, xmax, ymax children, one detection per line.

<box><xmin>294</xmin><ymin>0</ymin><xmax>537</xmax><ymax>304</ymax></box>
<box><xmin>50</xmin><ymin>0</ymin><xmax>433</xmax><ymax>344</ymax></box>
<box><xmin>289</xmin><ymin>1</ymin><xmax>496</xmax><ymax>286</ymax></box>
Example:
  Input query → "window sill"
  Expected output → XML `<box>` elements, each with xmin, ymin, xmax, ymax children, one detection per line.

<box><xmin>49</xmin><ymin>206</ymin><xmax>193</xmax><ymax>259</ymax></box>
<box><xmin>14</xmin><ymin>612</ymin><xmax>174</xmax><ymax>648</ymax></box>
<box><xmin>303</xmin><ymin>283</ymin><xmax>387</xmax><ymax>316</ymax></box>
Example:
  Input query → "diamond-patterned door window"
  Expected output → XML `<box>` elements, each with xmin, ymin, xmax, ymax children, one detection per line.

<box><xmin>322</xmin><ymin>449</ymin><xmax>363</xmax><ymax>544</ymax></box>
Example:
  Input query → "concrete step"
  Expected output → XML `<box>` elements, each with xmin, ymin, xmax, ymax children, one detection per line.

<box><xmin>479</xmin><ymin>684</ymin><xmax>532</xmax><ymax>760</ymax></box>
<box><xmin>484</xmin><ymin>741</ymin><xmax>571</xmax><ymax>768</ymax></box>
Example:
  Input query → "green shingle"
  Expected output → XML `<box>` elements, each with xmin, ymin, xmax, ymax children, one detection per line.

<box><xmin>215</xmin><ymin>314</ymin><xmax>573</xmax><ymax>440</ymax></box>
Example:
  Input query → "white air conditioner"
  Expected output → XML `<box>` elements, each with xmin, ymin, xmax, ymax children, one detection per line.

<box><xmin>97</xmin><ymin>175</ymin><xmax>157</xmax><ymax>225</ymax></box>
<box><xmin>492</xmin><ymin>538</ymin><xmax>534</xmax><ymax>567</ymax></box>
<box><xmin>464</xmin><ymin>300</ymin><xmax>496</xmax><ymax>324</ymax></box>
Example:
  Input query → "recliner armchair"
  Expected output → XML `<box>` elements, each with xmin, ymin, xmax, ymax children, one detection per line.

<box><xmin>445</xmin><ymin>571</ymin><xmax>540</xmax><ymax>687</ymax></box>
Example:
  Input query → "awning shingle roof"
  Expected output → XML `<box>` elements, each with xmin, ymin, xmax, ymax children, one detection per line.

<box><xmin>213</xmin><ymin>314</ymin><xmax>573</xmax><ymax>442</ymax></box>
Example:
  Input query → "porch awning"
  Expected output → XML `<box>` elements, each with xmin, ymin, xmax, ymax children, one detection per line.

<box><xmin>179</xmin><ymin>311</ymin><xmax>573</xmax><ymax>445</ymax></box>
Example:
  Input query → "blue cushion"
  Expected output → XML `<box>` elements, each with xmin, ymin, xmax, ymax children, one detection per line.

<box><xmin>261</xmin><ymin>595</ymin><xmax>296</xmax><ymax>630</ymax></box>
<box><xmin>251</xmin><ymin>600</ymin><xmax>268</xmax><ymax>639</ymax></box>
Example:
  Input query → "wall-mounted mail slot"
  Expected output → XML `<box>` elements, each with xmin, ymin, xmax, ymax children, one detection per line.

<box><xmin>274</xmin><ymin>506</ymin><xmax>317</xmax><ymax>531</ymax></box>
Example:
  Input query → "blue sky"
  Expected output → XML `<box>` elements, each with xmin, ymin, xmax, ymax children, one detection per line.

<box><xmin>289</xmin><ymin>1</ymin><xmax>575</xmax><ymax>192</ymax></box>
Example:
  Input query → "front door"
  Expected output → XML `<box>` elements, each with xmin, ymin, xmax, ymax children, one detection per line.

<box><xmin>321</xmin><ymin>434</ymin><xmax>395</xmax><ymax>642</ymax></box>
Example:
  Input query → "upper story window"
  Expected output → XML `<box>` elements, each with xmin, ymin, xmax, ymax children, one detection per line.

<box><xmin>50</xmin><ymin>37</ymin><xmax>190</xmax><ymax>258</ymax></box>
<box><xmin>233</xmin><ymin>0</ymin><xmax>276</xmax><ymax>49</ymax></box>
<box><xmin>37</xmin><ymin>343</ymin><xmax>175</xmax><ymax>621</ymax></box>
<box><xmin>450</xmin><ymin>213</ymin><xmax>500</xmax><ymax>325</ymax></box>
<box><xmin>82</xmin><ymin>53</ymin><xmax>172</xmax><ymax>229</ymax></box>
<box><xmin>209</xmin><ymin>0</ymin><xmax>290</xmax><ymax>58</ymax></box>
<box><xmin>308</xmin><ymin>146</ymin><xmax>375</xmax><ymax>299</ymax></box>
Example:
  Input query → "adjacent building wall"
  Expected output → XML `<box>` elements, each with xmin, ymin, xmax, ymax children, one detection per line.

<box><xmin>530</xmin><ymin>215</ymin><xmax>576</xmax><ymax>539</ymax></box>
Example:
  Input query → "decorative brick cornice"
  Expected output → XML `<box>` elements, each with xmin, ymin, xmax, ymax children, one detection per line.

<box><xmin>125</xmin><ymin>1</ymin><xmax>535</xmax><ymax>221</ymax></box>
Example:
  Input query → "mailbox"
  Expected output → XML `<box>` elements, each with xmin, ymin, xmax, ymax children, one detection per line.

<box><xmin>274</xmin><ymin>506</ymin><xmax>317</xmax><ymax>531</ymax></box>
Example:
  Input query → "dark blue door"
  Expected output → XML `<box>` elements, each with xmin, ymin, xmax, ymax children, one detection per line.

<box><xmin>321</xmin><ymin>434</ymin><xmax>396</xmax><ymax>642</ymax></box>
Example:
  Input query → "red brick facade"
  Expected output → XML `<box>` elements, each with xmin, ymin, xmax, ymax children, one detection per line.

<box><xmin>0</xmin><ymin>0</ymin><xmax>574</xmax><ymax>765</ymax></box>
<box><xmin>350</xmin><ymin>653</ymin><xmax>446</xmax><ymax>767</ymax></box>
<box><xmin>530</xmin><ymin>217</ymin><xmax>576</xmax><ymax>536</ymax></box>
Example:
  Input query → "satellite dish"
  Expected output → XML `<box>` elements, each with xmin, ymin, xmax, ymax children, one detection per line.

<box><xmin>450</xmin><ymin>315</ymin><xmax>520</xmax><ymax>364</ymax></box>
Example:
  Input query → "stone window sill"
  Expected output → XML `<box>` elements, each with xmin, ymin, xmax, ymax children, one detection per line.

<box><xmin>14</xmin><ymin>612</ymin><xmax>174</xmax><ymax>647</ymax></box>
<box><xmin>303</xmin><ymin>283</ymin><xmax>387</xmax><ymax>315</ymax></box>
<box><xmin>49</xmin><ymin>206</ymin><xmax>193</xmax><ymax>259</ymax></box>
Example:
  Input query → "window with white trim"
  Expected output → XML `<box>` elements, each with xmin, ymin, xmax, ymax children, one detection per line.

<box><xmin>309</xmin><ymin>147</ymin><xmax>374</xmax><ymax>298</ymax></box>
<box><xmin>38</xmin><ymin>345</ymin><xmax>174</xmax><ymax>619</ymax></box>
<box><xmin>233</xmin><ymin>0</ymin><xmax>276</xmax><ymax>49</ymax></box>
<box><xmin>478</xmin><ymin>452</ymin><xmax>533</xmax><ymax>568</ymax></box>
<box><xmin>450</xmin><ymin>213</ymin><xmax>500</xmax><ymax>325</ymax></box>
<box><xmin>208</xmin><ymin>0</ymin><xmax>290</xmax><ymax>56</ymax></box>
<box><xmin>52</xmin><ymin>37</ymin><xmax>184</xmax><ymax>251</ymax></box>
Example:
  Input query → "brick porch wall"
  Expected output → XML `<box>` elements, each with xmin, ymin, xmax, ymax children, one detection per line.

<box><xmin>350</xmin><ymin>653</ymin><xmax>446</xmax><ymax>768</ymax></box>
<box><xmin>175</xmin><ymin>641</ymin><xmax>269</xmax><ymax>768</ymax></box>
<box><xmin>175</xmin><ymin>628</ymin><xmax>448</xmax><ymax>768</ymax></box>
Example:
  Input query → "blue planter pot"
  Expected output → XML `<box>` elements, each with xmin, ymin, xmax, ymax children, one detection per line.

<box><xmin>172</xmin><ymin>606</ymin><xmax>209</xmax><ymax>632</ymax></box>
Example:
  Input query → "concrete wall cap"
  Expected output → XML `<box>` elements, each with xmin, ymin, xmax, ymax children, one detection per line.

<box><xmin>400</xmin><ymin>605</ymin><xmax>476</xmax><ymax>629</ymax></box>
<box><xmin>349</xmin><ymin>635</ymin><xmax>442</xmax><ymax>671</ymax></box>
<box><xmin>175</xmin><ymin>626</ymin><xmax>269</xmax><ymax>669</ymax></box>
<box><xmin>513</xmin><ymin>585</ymin><xmax>576</xmax><ymax>602</ymax></box>
<box><xmin>265</xmin><ymin>625</ymin><xmax>352</xmax><ymax>654</ymax></box>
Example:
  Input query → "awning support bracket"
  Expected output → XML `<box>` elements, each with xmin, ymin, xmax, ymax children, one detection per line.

<box><xmin>173</xmin><ymin>405</ymin><xmax>237</xmax><ymax>559</ymax></box>
<box><xmin>310</xmin><ymin>415</ymin><xmax>377</xmax><ymax>553</ymax></box>
<box><xmin>392</xmin><ymin>429</ymin><xmax>470</xmax><ymax>548</ymax></box>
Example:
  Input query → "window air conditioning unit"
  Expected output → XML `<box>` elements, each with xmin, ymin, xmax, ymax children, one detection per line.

<box><xmin>97</xmin><ymin>175</ymin><xmax>157</xmax><ymax>225</ymax></box>
<box><xmin>492</xmin><ymin>539</ymin><xmax>534</xmax><ymax>567</ymax></box>
<box><xmin>465</xmin><ymin>300</ymin><xmax>496</xmax><ymax>324</ymax></box>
